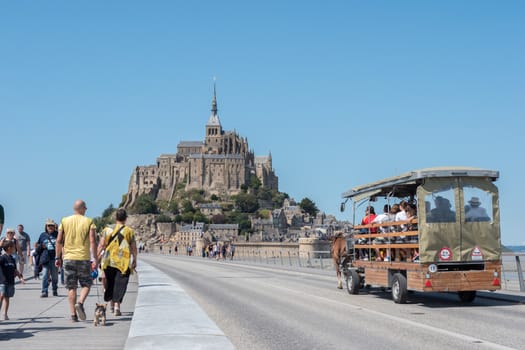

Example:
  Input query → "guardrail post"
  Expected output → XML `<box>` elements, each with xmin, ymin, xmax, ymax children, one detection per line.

<box><xmin>265</xmin><ymin>251</ymin><xmax>269</xmax><ymax>264</ymax></box>
<box><xmin>280</xmin><ymin>251</ymin><xmax>283</xmax><ymax>265</ymax></box>
<box><xmin>297</xmin><ymin>252</ymin><xmax>302</xmax><ymax>267</ymax></box>
<box><xmin>320</xmin><ymin>253</ymin><xmax>324</xmax><ymax>270</ymax></box>
<box><xmin>516</xmin><ymin>256</ymin><xmax>525</xmax><ymax>292</ymax></box>
<box><xmin>288</xmin><ymin>251</ymin><xmax>292</xmax><ymax>266</ymax></box>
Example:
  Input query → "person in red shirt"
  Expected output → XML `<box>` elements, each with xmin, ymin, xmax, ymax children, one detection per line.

<box><xmin>358</xmin><ymin>206</ymin><xmax>377</xmax><ymax>260</ymax></box>
<box><xmin>361</xmin><ymin>206</ymin><xmax>377</xmax><ymax>233</ymax></box>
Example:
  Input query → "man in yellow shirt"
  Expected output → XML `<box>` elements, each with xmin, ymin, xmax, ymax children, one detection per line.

<box><xmin>55</xmin><ymin>200</ymin><xmax>97</xmax><ymax>322</ymax></box>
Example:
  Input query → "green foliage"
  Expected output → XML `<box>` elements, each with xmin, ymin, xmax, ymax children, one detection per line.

<box><xmin>175</xmin><ymin>182</ymin><xmax>186</xmax><ymax>191</ymax></box>
<box><xmin>174</xmin><ymin>214</ymin><xmax>183</xmax><ymax>223</ymax></box>
<box><xmin>257</xmin><ymin>188</ymin><xmax>272</xmax><ymax>201</ymax></box>
<box><xmin>181</xmin><ymin>211</ymin><xmax>194</xmax><ymax>223</ymax></box>
<box><xmin>102</xmin><ymin>204</ymin><xmax>115</xmax><ymax>218</ymax></box>
<box><xmin>181</xmin><ymin>199</ymin><xmax>194</xmax><ymax>213</ymax></box>
<box><xmin>257</xmin><ymin>209</ymin><xmax>271</xmax><ymax>219</ymax></box>
<box><xmin>119</xmin><ymin>194</ymin><xmax>127</xmax><ymax>208</ymax></box>
<box><xmin>132</xmin><ymin>194</ymin><xmax>158</xmax><ymax>214</ymax></box>
<box><xmin>227</xmin><ymin>212</ymin><xmax>251</xmax><ymax>233</ymax></box>
<box><xmin>188</xmin><ymin>189</ymin><xmax>205</xmax><ymax>203</ymax></box>
<box><xmin>234</xmin><ymin>192</ymin><xmax>259</xmax><ymax>213</ymax></box>
<box><xmin>299</xmin><ymin>197</ymin><xmax>319</xmax><ymax>217</ymax></box>
<box><xmin>167</xmin><ymin>200</ymin><xmax>179</xmax><ymax>214</ymax></box>
<box><xmin>193</xmin><ymin>211</ymin><xmax>209</xmax><ymax>224</ymax></box>
<box><xmin>156</xmin><ymin>214</ymin><xmax>173</xmax><ymax>223</ymax></box>
<box><xmin>249</xmin><ymin>174</ymin><xmax>261</xmax><ymax>191</ymax></box>
<box><xmin>272</xmin><ymin>191</ymin><xmax>289</xmax><ymax>208</ymax></box>
<box><xmin>210</xmin><ymin>194</ymin><xmax>219</xmax><ymax>201</ymax></box>
<box><xmin>240</xmin><ymin>184</ymin><xmax>248</xmax><ymax>192</ymax></box>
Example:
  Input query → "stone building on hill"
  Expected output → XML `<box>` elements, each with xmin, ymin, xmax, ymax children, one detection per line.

<box><xmin>123</xmin><ymin>85</ymin><xmax>278</xmax><ymax>208</ymax></box>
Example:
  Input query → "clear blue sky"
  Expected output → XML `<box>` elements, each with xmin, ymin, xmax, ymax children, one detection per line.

<box><xmin>1</xmin><ymin>1</ymin><xmax>524</xmax><ymax>245</ymax></box>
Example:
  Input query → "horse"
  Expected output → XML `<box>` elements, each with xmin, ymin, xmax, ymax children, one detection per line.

<box><xmin>331</xmin><ymin>231</ymin><xmax>347</xmax><ymax>289</ymax></box>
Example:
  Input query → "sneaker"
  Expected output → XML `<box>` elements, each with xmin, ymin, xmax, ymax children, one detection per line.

<box><xmin>412</xmin><ymin>254</ymin><xmax>420</xmax><ymax>262</ymax></box>
<box><xmin>40</xmin><ymin>293</ymin><xmax>48</xmax><ymax>298</ymax></box>
<box><xmin>75</xmin><ymin>303</ymin><xmax>86</xmax><ymax>321</ymax></box>
<box><xmin>71</xmin><ymin>315</ymin><xmax>78</xmax><ymax>323</ymax></box>
<box><xmin>3</xmin><ymin>314</ymin><xmax>9</xmax><ymax>321</ymax></box>
<box><xmin>114</xmin><ymin>309</ymin><xmax>122</xmax><ymax>316</ymax></box>
<box><xmin>384</xmin><ymin>256</ymin><xmax>391</xmax><ymax>262</ymax></box>
<box><xmin>53</xmin><ymin>290</ymin><xmax>58</xmax><ymax>297</ymax></box>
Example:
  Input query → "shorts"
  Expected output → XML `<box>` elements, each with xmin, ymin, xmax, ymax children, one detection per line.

<box><xmin>0</xmin><ymin>283</ymin><xmax>15</xmax><ymax>298</ymax></box>
<box><xmin>64</xmin><ymin>260</ymin><xmax>93</xmax><ymax>290</ymax></box>
<box><xmin>19</xmin><ymin>250</ymin><xmax>28</xmax><ymax>264</ymax></box>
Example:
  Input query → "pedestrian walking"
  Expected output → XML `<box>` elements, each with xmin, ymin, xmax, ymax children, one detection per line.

<box><xmin>15</xmin><ymin>224</ymin><xmax>31</xmax><ymax>275</ymax></box>
<box><xmin>31</xmin><ymin>243</ymin><xmax>40</xmax><ymax>279</ymax></box>
<box><xmin>0</xmin><ymin>239</ymin><xmax>25</xmax><ymax>320</ymax></box>
<box><xmin>0</xmin><ymin>229</ymin><xmax>22</xmax><ymax>267</ymax></box>
<box><xmin>98</xmin><ymin>208</ymin><xmax>137</xmax><ymax>316</ymax></box>
<box><xmin>37</xmin><ymin>219</ymin><xmax>59</xmax><ymax>297</ymax></box>
<box><xmin>55</xmin><ymin>199</ymin><xmax>97</xmax><ymax>322</ymax></box>
<box><xmin>0</xmin><ymin>204</ymin><xmax>4</xmax><ymax>235</ymax></box>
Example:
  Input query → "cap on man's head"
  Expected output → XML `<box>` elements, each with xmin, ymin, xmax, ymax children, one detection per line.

<box><xmin>468</xmin><ymin>197</ymin><xmax>481</xmax><ymax>206</ymax></box>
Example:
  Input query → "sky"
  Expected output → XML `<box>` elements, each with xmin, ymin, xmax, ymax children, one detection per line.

<box><xmin>1</xmin><ymin>1</ymin><xmax>524</xmax><ymax>245</ymax></box>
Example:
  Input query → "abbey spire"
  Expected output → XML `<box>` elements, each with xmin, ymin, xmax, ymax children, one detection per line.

<box><xmin>207</xmin><ymin>79</ymin><xmax>221</xmax><ymax>127</ymax></box>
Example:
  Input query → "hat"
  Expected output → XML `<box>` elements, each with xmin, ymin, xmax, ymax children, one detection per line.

<box><xmin>45</xmin><ymin>219</ymin><xmax>56</xmax><ymax>226</ymax></box>
<box><xmin>468</xmin><ymin>197</ymin><xmax>481</xmax><ymax>206</ymax></box>
<box><xmin>6</xmin><ymin>227</ymin><xmax>15</xmax><ymax>234</ymax></box>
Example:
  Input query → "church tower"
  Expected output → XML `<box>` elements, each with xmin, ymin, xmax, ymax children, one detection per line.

<box><xmin>205</xmin><ymin>81</ymin><xmax>223</xmax><ymax>153</ymax></box>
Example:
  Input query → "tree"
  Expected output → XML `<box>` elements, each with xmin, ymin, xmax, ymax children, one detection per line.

<box><xmin>181</xmin><ymin>199</ymin><xmax>194</xmax><ymax>213</ymax></box>
<box><xmin>234</xmin><ymin>192</ymin><xmax>259</xmax><ymax>213</ymax></box>
<box><xmin>249</xmin><ymin>174</ymin><xmax>261</xmax><ymax>191</ymax></box>
<box><xmin>133</xmin><ymin>194</ymin><xmax>158</xmax><ymax>214</ymax></box>
<box><xmin>272</xmin><ymin>191</ymin><xmax>289</xmax><ymax>208</ymax></box>
<box><xmin>299</xmin><ymin>197</ymin><xmax>319</xmax><ymax>217</ymax></box>
<box><xmin>167</xmin><ymin>200</ymin><xmax>179</xmax><ymax>214</ymax></box>
<box><xmin>102</xmin><ymin>204</ymin><xmax>115</xmax><ymax>218</ymax></box>
<box><xmin>156</xmin><ymin>214</ymin><xmax>173</xmax><ymax>223</ymax></box>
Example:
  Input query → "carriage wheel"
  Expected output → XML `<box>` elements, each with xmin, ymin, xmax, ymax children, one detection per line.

<box><xmin>458</xmin><ymin>291</ymin><xmax>476</xmax><ymax>303</ymax></box>
<box><xmin>392</xmin><ymin>273</ymin><xmax>408</xmax><ymax>304</ymax></box>
<box><xmin>346</xmin><ymin>270</ymin><xmax>360</xmax><ymax>295</ymax></box>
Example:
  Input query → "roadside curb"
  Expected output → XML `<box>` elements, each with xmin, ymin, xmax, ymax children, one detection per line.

<box><xmin>124</xmin><ymin>261</ymin><xmax>235</xmax><ymax>350</ymax></box>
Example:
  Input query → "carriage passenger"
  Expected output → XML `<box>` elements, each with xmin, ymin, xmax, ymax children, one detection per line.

<box><xmin>358</xmin><ymin>206</ymin><xmax>376</xmax><ymax>260</ymax></box>
<box><xmin>371</xmin><ymin>204</ymin><xmax>393</xmax><ymax>261</ymax></box>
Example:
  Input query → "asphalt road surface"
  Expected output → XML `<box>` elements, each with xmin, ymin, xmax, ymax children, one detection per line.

<box><xmin>141</xmin><ymin>254</ymin><xmax>524</xmax><ymax>350</ymax></box>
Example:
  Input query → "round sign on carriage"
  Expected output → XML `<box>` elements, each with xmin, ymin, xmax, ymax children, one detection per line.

<box><xmin>439</xmin><ymin>247</ymin><xmax>452</xmax><ymax>261</ymax></box>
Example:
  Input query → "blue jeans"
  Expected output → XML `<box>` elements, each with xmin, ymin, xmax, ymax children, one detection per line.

<box><xmin>42</xmin><ymin>261</ymin><xmax>58</xmax><ymax>294</ymax></box>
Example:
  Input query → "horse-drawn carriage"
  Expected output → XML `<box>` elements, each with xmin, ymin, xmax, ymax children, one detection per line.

<box><xmin>337</xmin><ymin>167</ymin><xmax>502</xmax><ymax>303</ymax></box>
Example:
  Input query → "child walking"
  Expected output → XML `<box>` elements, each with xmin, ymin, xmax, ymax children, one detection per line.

<box><xmin>1</xmin><ymin>238</ymin><xmax>26</xmax><ymax>320</ymax></box>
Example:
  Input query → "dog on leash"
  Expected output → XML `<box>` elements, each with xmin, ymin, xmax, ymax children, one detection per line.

<box><xmin>93</xmin><ymin>303</ymin><xmax>107</xmax><ymax>326</ymax></box>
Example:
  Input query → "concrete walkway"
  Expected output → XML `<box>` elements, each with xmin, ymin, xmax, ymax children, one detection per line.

<box><xmin>0</xmin><ymin>269</ymin><xmax>138</xmax><ymax>349</ymax></box>
<box><xmin>0</xmin><ymin>261</ymin><xmax>235</xmax><ymax>349</ymax></box>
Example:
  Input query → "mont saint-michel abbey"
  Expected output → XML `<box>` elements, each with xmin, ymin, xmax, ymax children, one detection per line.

<box><xmin>123</xmin><ymin>87</ymin><xmax>278</xmax><ymax>208</ymax></box>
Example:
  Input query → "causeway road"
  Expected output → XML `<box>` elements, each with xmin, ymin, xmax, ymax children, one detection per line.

<box><xmin>142</xmin><ymin>254</ymin><xmax>524</xmax><ymax>350</ymax></box>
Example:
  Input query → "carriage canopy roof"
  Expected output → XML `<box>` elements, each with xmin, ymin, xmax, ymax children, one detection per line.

<box><xmin>341</xmin><ymin>167</ymin><xmax>499</xmax><ymax>200</ymax></box>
